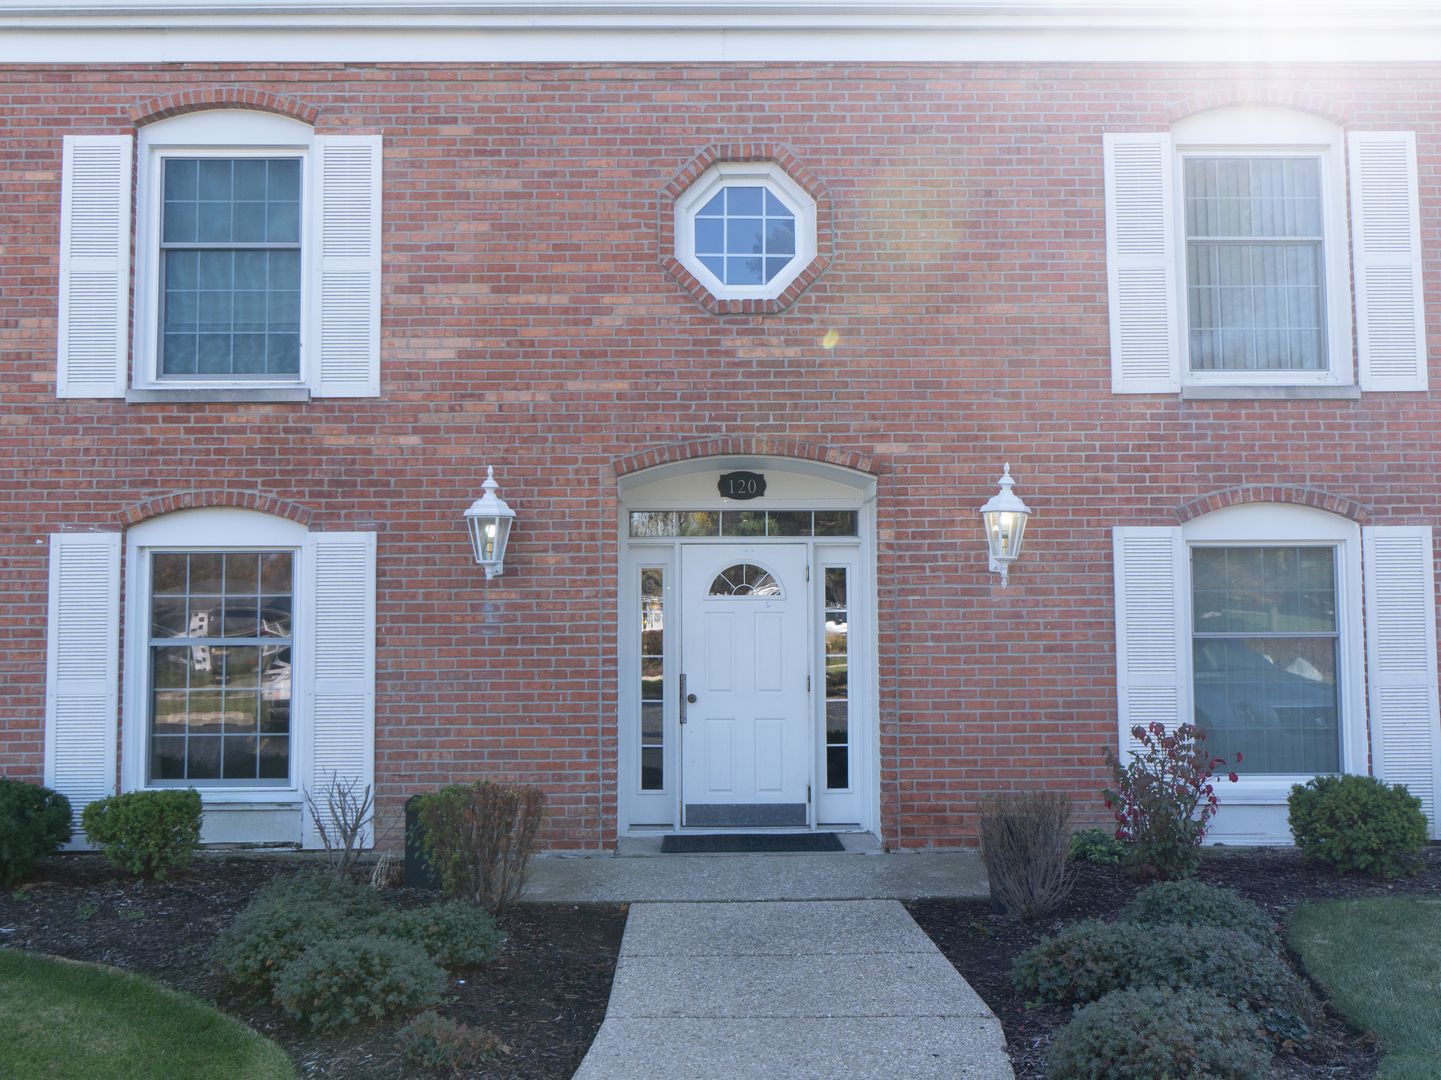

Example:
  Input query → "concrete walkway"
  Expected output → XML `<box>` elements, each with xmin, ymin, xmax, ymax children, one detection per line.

<box><xmin>572</xmin><ymin>899</ymin><xmax>1014</xmax><ymax>1080</ymax></box>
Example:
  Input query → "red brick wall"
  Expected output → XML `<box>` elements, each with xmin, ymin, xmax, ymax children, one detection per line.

<box><xmin>3</xmin><ymin>63</ymin><xmax>1439</xmax><ymax>848</ymax></box>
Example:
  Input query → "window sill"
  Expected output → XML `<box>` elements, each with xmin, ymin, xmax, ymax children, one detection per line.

<box><xmin>1181</xmin><ymin>385</ymin><xmax>1360</xmax><ymax>401</ymax></box>
<box><xmin>126</xmin><ymin>387</ymin><xmax>311</xmax><ymax>404</ymax></box>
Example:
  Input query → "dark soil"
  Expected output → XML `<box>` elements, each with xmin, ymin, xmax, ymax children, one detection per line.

<box><xmin>0</xmin><ymin>853</ymin><xmax>626</xmax><ymax>1079</ymax></box>
<box><xmin>907</xmin><ymin>845</ymin><xmax>1441</xmax><ymax>1080</ymax></box>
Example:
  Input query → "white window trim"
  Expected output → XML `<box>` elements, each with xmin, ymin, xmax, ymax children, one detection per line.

<box><xmin>1181</xmin><ymin>504</ymin><xmax>1368</xmax><ymax>804</ymax></box>
<box><xmin>673</xmin><ymin>161</ymin><xmax>818</xmax><ymax>302</ymax></box>
<box><xmin>132</xmin><ymin>110</ymin><xmax>314</xmax><ymax>393</ymax></box>
<box><xmin>121</xmin><ymin>507</ymin><xmax>310</xmax><ymax>804</ymax></box>
<box><xmin>1171</xmin><ymin>106</ymin><xmax>1355</xmax><ymax>389</ymax></box>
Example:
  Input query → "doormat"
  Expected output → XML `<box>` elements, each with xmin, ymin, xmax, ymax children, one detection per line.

<box><xmin>661</xmin><ymin>833</ymin><xmax>846</xmax><ymax>854</ymax></box>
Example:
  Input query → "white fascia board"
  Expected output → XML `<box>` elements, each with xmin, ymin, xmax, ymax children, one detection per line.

<box><xmin>4</xmin><ymin>3</ymin><xmax>1441</xmax><ymax>64</ymax></box>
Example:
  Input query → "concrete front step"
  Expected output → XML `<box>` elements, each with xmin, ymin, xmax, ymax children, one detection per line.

<box><xmin>521</xmin><ymin>848</ymin><xmax>989</xmax><ymax>904</ymax></box>
<box><xmin>572</xmin><ymin>900</ymin><xmax>1014</xmax><ymax>1080</ymax></box>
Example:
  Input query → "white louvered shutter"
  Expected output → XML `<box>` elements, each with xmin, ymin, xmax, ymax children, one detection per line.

<box><xmin>1362</xmin><ymin>526</ymin><xmax>1441</xmax><ymax>838</ymax></box>
<box><xmin>1113</xmin><ymin>527</ymin><xmax>1188</xmax><ymax>753</ymax></box>
<box><xmin>310</xmin><ymin>136</ymin><xmax>383</xmax><ymax>397</ymax></box>
<box><xmin>57</xmin><ymin>136</ymin><xmax>132</xmax><ymax>399</ymax></box>
<box><xmin>1104</xmin><ymin>133</ymin><xmax>1181</xmax><ymax>394</ymax></box>
<box><xmin>1350</xmin><ymin>133</ymin><xmax>1429</xmax><ymax>392</ymax></box>
<box><xmin>44</xmin><ymin>533</ymin><xmax>121</xmax><ymax>842</ymax></box>
<box><xmin>302</xmin><ymin>531</ymin><xmax>376</xmax><ymax>849</ymax></box>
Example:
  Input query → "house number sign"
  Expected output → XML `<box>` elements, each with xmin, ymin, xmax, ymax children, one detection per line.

<box><xmin>718</xmin><ymin>471</ymin><xmax>767</xmax><ymax>500</ymax></box>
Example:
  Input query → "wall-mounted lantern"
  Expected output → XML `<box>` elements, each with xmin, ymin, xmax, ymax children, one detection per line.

<box><xmin>979</xmin><ymin>463</ymin><xmax>1032</xmax><ymax>587</ymax></box>
<box><xmin>464</xmin><ymin>466</ymin><xmax>516</xmax><ymax>580</ymax></box>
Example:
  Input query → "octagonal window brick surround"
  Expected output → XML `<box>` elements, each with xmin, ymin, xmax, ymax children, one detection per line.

<box><xmin>660</xmin><ymin>145</ymin><xmax>833</xmax><ymax>315</ymax></box>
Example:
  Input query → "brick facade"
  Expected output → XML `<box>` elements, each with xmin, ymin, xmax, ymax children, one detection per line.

<box><xmin>4</xmin><ymin>62</ymin><xmax>1440</xmax><ymax>848</ymax></box>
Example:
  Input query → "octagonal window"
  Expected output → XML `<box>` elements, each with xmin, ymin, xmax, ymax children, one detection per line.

<box><xmin>674</xmin><ymin>162</ymin><xmax>817</xmax><ymax>301</ymax></box>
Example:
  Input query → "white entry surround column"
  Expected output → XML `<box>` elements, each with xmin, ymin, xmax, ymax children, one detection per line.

<box><xmin>616</xmin><ymin>456</ymin><xmax>878</xmax><ymax>837</ymax></box>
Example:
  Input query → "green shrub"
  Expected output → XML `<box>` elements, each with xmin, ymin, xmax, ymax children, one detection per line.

<box><xmin>272</xmin><ymin>935</ymin><xmax>446</xmax><ymax>1029</ymax></box>
<box><xmin>397</xmin><ymin>1010</ymin><xmax>505</xmax><ymax>1072</ymax></box>
<box><xmin>207</xmin><ymin>872</ymin><xmax>384</xmax><ymax>991</ymax></box>
<box><xmin>1120</xmin><ymin>879</ymin><xmax>1279</xmax><ymax>949</ymax></box>
<box><xmin>1288</xmin><ymin>774</ymin><xmax>1427</xmax><ymax>878</ymax></box>
<box><xmin>416</xmin><ymin>781</ymin><xmax>545</xmax><ymax>915</ymax></box>
<box><xmin>0</xmin><ymin>779</ymin><xmax>72</xmax><ymax>886</ymax></box>
<box><xmin>1069</xmin><ymin>828</ymin><xmax>1125</xmax><ymax>866</ymax></box>
<box><xmin>1046</xmin><ymin>986</ymin><xmax>1270</xmax><ymax>1080</ymax></box>
<box><xmin>1012</xmin><ymin>919</ymin><xmax>1322</xmax><ymax>1044</ymax></box>
<box><xmin>80</xmin><ymin>789</ymin><xmax>202</xmax><ymax>879</ymax></box>
<box><xmin>391</xmin><ymin>900</ymin><xmax>503</xmax><ymax>969</ymax></box>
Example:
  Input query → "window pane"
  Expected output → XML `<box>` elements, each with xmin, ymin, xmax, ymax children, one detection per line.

<box><xmin>1192</xmin><ymin>545</ymin><xmax>1340</xmax><ymax>775</ymax></box>
<box><xmin>149</xmin><ymin>550</ymin><xmax>292</xmax><ymax>784</ymax></box>
<box><xmin>1193</xmin><ymin>636</ymin><xmax>1339</xmax><ymax>774</ymax></box>
<box><xmin>1184</xmin><ymin>156</ymin><xmax>1326</xmax><ymax>372</ymax></box>
<box><xmin>640</xmin><ymin>568</ymin><xmax>664</xmax><ymax>790</ymax></box>
<box><xmin>629</xmin><ymin>512</ymin><xmax>676</xmax><ymax>538</ymax></box>
<box><xmin>824</xmin><ymin>568</ymin><xmax>849</xmax><ymax>789</ymax></box>
<box><xmin>160</xmin><ymin>158</ymin><xmax>302</xmax><ymax>379</ymax></box>
<box><xmin>721</xmin><ymin>510</ymin><xmax>766</xmax><ymax>537</ymax></box>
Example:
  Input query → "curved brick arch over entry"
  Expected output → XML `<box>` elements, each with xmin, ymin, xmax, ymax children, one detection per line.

<box><xmin>120</xmin><ymin>489</ymin><xmax>314</xmax><ymax>528</ymax></box>
<box><xmin>613</xmin><ymin>438</ymin><xmax>877</xmax><ymax>479</ymax></box>
<box><xmin>130</xmin><ymin>88</ymin><xmax>321</xmax><ymax>127</ymax></box>
<box><xmin>1176</xmin><ymin>486</ymin><xmax>1370</xmax><ymax>524</ymax></box>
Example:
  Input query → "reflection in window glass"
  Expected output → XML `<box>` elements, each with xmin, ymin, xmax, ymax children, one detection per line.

<box><xmin>824</xmin><ymin>567</ymin><xmax>849</xmax><ymax>789</ymax></box>
<box><xmin>149</xmin><ymin>551</ymin><xmax>292</xmax><ymax>784</ymax></box>
<box><xmin>1191</xmin><ymin>546</ymin><xmax>1339</xmax><ymax>774</ymax></box>
<box><xmin>628</xmin><ymin>510</ymin><xmax>857</xmax><ymax>538</ymax></box>
<box><xmin>640</xmin><ymin>569</ymin><xmax>664</xmax><ymax>790</ymax></box>
<box><xmin>709</xmin><ymin>564</ymin><xmax>781</xmax><ymax>597</ymax></box>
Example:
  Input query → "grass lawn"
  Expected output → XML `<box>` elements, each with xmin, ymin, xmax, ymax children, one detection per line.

<box><xmin>0</xmin><ymin>948</ymin><xmax>294</xmax><ymax>1080</ymax></box>
<box><xmin>1289</xmin><ymin>895</ymin><xmax>1441</xmax><ymax>1080</ymax></box>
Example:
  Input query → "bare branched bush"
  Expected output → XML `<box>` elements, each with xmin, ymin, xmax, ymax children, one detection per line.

<box><xmin>416</xmin><ymin>781</ymin><xmax>546</xmax><ymax>915</ymax></box>
<box><xmin>304</xmin><ymin>770</ymin><xmax>374</xmax><ymax>883</ymax></box>
<box><xmin>978</xmin><ymin>790</ymin><xmax>1077</xmax><ymax>922</ymax></box>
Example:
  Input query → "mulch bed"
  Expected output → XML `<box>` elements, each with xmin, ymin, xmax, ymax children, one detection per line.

<box><xmin>0</xmin><ymin>853</ymin><xmax>626</xmax><ymax>1079</ymax></box>
<box><xmin>907</xmin><ymin>845</ymin><xmax>1441</xmax><ymax>1080</ymax></box>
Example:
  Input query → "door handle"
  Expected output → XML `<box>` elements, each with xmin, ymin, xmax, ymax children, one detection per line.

<box><xmin>687</xmin><ymin>694</ymin><xmax>697</xmax><ymax>703</ymax></box>
<box><xmin>679</xmin><ymin>673</ymin><xmax>687</xmax><ymax>725</ymax></box>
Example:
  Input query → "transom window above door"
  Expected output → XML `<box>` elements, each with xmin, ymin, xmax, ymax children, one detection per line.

<box><xmin>629</xmin><ymin>510</ymin><xmax>857</xmax><ymax>538</ymax></box>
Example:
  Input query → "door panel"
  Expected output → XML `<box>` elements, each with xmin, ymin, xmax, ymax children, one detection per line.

<box><xmin>682</xmin><ymin>543</ymin><xmax>809</xmax><ymax>827</ymax></box>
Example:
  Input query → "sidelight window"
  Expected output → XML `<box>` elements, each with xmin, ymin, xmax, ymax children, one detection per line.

<box><xmin>640</xmin><ymin>568</ymin><xmax>665</xmax><ymax>790</ymax></box>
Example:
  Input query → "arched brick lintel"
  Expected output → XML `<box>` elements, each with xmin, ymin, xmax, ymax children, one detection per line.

<box><xmin>120</xmin><ymin>489</ymin><xmax>314</xmax><ymax>528</ymax></box>
<box><xmin>1167</xmin><ymin>88</ymin><xmax>1350</xmax><ymax>127</ymax></box>
<box><xmin>613</xmin><ymin>437</ymin><xmax>877</xmax><ymax>479</ymax></box>
<box><xmin>130</xmin><ymin>88</ymin><xmax>321</xmax><ymax>128</ymax></box>
<box><xmin>1176</xmin><ymin>486</ymin><xmax>1369</xmax><ymax>525</ymax></box>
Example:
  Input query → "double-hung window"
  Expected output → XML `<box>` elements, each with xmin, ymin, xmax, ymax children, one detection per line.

<box><xmin>1184</xmin><ymin>157</ymin><xmax>1327</xmax><ymax>375</ymax></box>
<box><xmin>1113</xmin><ymin>505</ymin><xmax>1441</xmax><ymax>844</ymax></box>
<box><xmin>1104</xmin><ymin>106</ymin><xmax>1429</xmax><ymax>394</ymax></box>
<box><xmin>159</xmin><ymin>158</ymin><xmax>302</xmax><ymax>379</ymax></box>
<box><xmin>56</xmin><ymin>110</ymin><xmax>383</xmax><ymax>400</ymax></box>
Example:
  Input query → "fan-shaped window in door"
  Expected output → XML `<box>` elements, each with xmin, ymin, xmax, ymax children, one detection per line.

<box><xmin>708</xmin><ymin>564</ymin><xmax>781</xmax><ymax>597</ymax></box>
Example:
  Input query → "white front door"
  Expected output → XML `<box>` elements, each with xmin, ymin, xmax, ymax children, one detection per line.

<box><xmin>680</xmin><ymin>543</ymin><xmax>810</xmax><ymax>827</ymax></box>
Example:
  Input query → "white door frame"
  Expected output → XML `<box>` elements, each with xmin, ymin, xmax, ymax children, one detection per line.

<box><xmin>615</xmin><ymin>455</ymin><xmax>878</xmax><ymax>836</ymax></box>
